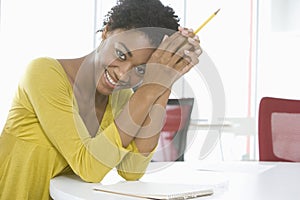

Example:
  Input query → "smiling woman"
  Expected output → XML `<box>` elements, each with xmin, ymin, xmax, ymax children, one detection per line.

<box><xmin>0</xmin><ymin>0</ymin><xmax>202</xmax><ymax>199</ymax></box>
<box><xmin>94</xmin><ymin>30</ymin><xmax>156</xmax><ymax>94</ymax></box>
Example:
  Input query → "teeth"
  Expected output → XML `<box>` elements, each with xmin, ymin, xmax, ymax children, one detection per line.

<box><xmin>105</xmin><ymin>70</ymin><xmax>117</xmax><ymax>86</ymax></box>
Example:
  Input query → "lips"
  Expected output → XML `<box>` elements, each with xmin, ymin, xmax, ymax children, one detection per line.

<box><xmin>104</xmin><ymin>70</ymin><xmax>117</xmax><ymax>87</ymax></box>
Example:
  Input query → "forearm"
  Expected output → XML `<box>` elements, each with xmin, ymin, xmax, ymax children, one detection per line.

<box><xmin>115</xmin><ymin>29</ymin><xmax>201</xmax><ymax>149</ymax></box>
<box><xmin>115</xmin><ymin>84</ymin><xmax>167</xmax><ymax>148</ymax></box>
<box><xmin>133</xmin><ymin>89</ymin><xmax>171</xmax><ymax>155</ymax></box>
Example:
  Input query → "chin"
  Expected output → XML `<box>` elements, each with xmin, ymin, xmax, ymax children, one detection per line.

<box><xmin>95</xmin><ymin>86</ymin><xmax>112</xmax><ymax>96</ymax></box>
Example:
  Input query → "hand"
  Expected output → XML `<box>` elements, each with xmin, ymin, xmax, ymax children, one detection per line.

<box><xmin>141</xmin><ymin>27</ymin><xmax>202</xmax><ymax>92</ymax></box>
<box><xmin>177</xmin><ymin>27</ymin><xmax>202</xmax><ymax>74</ymax></box>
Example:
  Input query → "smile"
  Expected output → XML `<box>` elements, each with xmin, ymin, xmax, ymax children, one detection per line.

<box><xmin>104</xmin><ymin>70</ymin><xmax>117</xmax><ymax>86</ymax></box>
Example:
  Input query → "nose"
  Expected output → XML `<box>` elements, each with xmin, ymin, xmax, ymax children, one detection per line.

<box><xmin>115</xmin><ymin>62</ymin><xmax>133</xmax><ymax>80</ymax></box>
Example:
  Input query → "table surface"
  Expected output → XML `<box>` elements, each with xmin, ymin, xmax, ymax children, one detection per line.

<box><xmin>50</xmin><ymin>161</ymin><xmax>300</xmax><ymax>200</ymax></box>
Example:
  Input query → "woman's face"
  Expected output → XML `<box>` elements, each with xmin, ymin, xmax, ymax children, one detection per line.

<box><xmin>95</xmin><ymin>29</ymin><xmax>155</xmax><ymax>95</ymax></box>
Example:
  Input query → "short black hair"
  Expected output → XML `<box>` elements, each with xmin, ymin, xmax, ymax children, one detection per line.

<box><xmin>101</xmin><ymin>0</ymin><xmax>180</xmax><ymax>46</ymax></box>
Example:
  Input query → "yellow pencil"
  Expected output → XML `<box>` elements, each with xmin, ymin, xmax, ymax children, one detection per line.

<box><xmin>194</xmin><ymin>9</ymin><xmax>220</xmax><ymax>34</ymax></box>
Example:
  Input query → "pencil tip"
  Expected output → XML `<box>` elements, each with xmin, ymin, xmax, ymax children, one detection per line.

<box><xmin>215</xmin><ymin>8</ymin><xmax>220</xmax><ymax>15</ymax></box>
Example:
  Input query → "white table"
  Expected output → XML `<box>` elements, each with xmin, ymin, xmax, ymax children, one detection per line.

<box><xmin>50</xmin><ymin>161</ymin><xmax>300</xmax><ymax>200</ymax></box>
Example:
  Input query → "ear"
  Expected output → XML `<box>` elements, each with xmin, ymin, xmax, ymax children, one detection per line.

<box><xmin>101</xmin><ymin>25</ymin><xmax>109</xmax><ymax>40</ymax></box>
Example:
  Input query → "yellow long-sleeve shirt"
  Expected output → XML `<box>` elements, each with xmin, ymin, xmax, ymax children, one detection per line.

<box><xmin>0</xmin><ymin>57</ymin><xmax>153</xmax><ymax>200</ymax></box>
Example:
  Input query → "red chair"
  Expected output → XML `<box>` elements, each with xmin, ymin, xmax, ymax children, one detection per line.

<box><xmin>258</xmin><ymin>97</ymin><xmax>300</xmax><ymax>162</ymax></box>
<box><xmin>152</xmin><ymin>98</ymin><xmax>194</xmax><ymax>162</ymax></box>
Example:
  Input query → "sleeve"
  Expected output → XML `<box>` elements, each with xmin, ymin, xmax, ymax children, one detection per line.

<box><xmin>116</xmin><ymin>141</ymin><xmax>155</xmax><ymax>180</ymax></box>
<box><xmin>20</xmin><ymin>58</ymin><xmax>131</xmax><ymax>182</ymax></box>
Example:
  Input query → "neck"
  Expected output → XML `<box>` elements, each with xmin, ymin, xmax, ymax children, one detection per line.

<box><xmin>95</xmin><ymin>91</ymin><xmax>109</xmax><ymax>107</ymax></box>
<box><xmin>69</xmin><ymin>51</ymin><xmax>100</xmax><ymax>103</ymax></box>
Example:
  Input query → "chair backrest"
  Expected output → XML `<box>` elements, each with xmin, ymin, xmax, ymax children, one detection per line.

<box><xmin>152</xmin><ymin>98</ymin><xmax>194</xmax><ymax>162</ymax></box>
<box><xmin>258</xmin><ymin>97</ymin><xmax>300</xmax><ymax>162</ymax></box>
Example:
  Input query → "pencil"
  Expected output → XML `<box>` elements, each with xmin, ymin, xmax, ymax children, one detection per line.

<box><xmin>194</xmin><ymin>9</ymin><xmax>220</xmax><ymax>34</ymax></box>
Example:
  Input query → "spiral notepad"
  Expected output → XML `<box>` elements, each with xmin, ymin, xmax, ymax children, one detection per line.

<box><xmin>94</xmin><ymin>181</ymin><xmax>214</xmax><ymax>199</ymax></box>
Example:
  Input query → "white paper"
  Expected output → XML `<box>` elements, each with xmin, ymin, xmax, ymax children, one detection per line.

<box><xmin>94</xmin><ymin>181</ymin><xmax>213</xmax><ymax>199</ymax></box>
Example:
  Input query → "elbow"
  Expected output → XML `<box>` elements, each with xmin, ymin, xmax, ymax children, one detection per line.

<box><xmin>117</xmin><ymin>170</ymin><xmax>145</xmax><ymax>181</ymax></box>
<box><xmin>72</xmin><ymin>161</ymin><xmax>112</xmax><ymax>183</ymax></box>
<box><xmin>74</xmin><ymin>167</ymin><xmax>108</xmax><ymax>183</ymax></box>
<box><xmin>79</xmin><ymin>174</ymin><xmax>105</xmax><ymax>183</ymax></box>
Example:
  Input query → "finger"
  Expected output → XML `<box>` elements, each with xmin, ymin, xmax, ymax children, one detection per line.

<box><xmin>194</xmin><ymin>48</ymin><xmax>203</xmax><ymax>57</ymax></box>
<box><xmin>167</xmin><ymin>36</ymin><xmax>201</xmax><ymax>68</ymax></box>
<box><xmin>167</xmin><ymin>42</ymin><xmax>193</xmax><ymax>67</ymax></box>
<box><xmin>187</xmin><ymin>37</ymin><xmax>201</xmax><ymax>51</ymax></box>
<box><xmin>149</xmin><ymin>35</ymin><xmax>170</xmax><ymax>61</ymax></box>
<box><xmin>171</xmin><ymin>50</ymin><xmax>191</xmax><ymax>72</ymax></box>
<box><xmin>178</xmin><ymin>27</ymin><xmax>196</xmax><ymax>39</ymax></box>
<box><xmin>159</xmin><ymin>33</ymin><xmax>189</xmax><ymax>63</ymax></box>
<box><xmin>154</xmin><ymin>39</ymin><xmax>189</xmax><ymax>67</ymax></box>
<box><xmin>149</xmin><ymin>32</ymin><xmax>184</xmax><ymax>64</ymax></box>
<box><xmin>180</xmin><ymin>63</ymin><xmax>194</xmax><ymax>74</ymax></box>
<box><xmin>179</xmin><ymin>54</ymin><xmax>199</xmax><ymax>75</ymax></box>
<box><xmin>193</xmin><ymin>34</ymin><xmax>200</xmax><ymax>43</ymax></box>
<box><xmin>178</xmin><ymin>28</ymin><xmax>200</xmax><ymax>52</ymax></box>
<box><xmin>174</xmin><ymin>49</ymin><xmax>200</xmax><ymax>71</ymax></box>
<box><xmin>157</xmin><ymin>31</ymin><xmax>182</xmax><ymax>51</ymax></box>
<box><xmin>163</xmin><ymin>33</ymin><xmax>199</xmax><ymax>67</ymax></box>
<box><xmin>186</xmin><ymin>50</ymin><xmax>200</xmax><ymax>66</ymax></box>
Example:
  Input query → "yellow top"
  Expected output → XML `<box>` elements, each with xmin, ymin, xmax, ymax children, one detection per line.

<box><xmin>0</xmin><ymin>57</ymin><xmax>153</xmax><ymax>200</ymax></box>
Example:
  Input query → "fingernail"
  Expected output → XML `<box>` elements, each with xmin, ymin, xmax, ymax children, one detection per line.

<box><xmin>184</xmin><ymin>50</ymin><xmax>190</xmax><ymax>55</ymax></box>
<box><xmin>193</xmin><ymin>35</ymin><xmax>199</xmax><ymax>41</ymax></box>
<box><xmin>188</xmin><ymin>28</ymin><xmax>194</xmax><ymax>32</ymax></box>
<box><xmin>195</xmin><ymin>49</ymin><xmax>202</xmax><ymax>54</ymax></box>
<box><xmin>182</xmin><ymin>30</ymin><xmax>189</xmax><ymax>36</ymax></box>
<box><xmin>162</xmin><ymin>35</ymin><xmax>168</xmax><ymax>42</ymax></box>
<box><xmin>188</xmin><ymin>37</ymin><xmax>195</xmax><ymax>43</ymax></box>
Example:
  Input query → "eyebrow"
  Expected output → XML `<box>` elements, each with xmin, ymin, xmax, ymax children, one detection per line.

<box><xmin>119</xmin><ymin>42</ymin><xmax>133</xmax><ymax>57</ymax></box>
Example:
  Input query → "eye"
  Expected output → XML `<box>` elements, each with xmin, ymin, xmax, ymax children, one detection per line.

<box><xmin>134</xmin><ymin>64</ymin><xmax>146</xmax><ymax>75</ymax></box>
<box><xmin>115</xmin><ymin>49</ymin><xmax>126</xmax><ymax>61</ymax></box>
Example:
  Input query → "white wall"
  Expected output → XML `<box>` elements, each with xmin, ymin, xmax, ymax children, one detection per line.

<box><xmin>0</xmin><ymin>0</ymin><xmax>95</xmax><ymax>128</ymax></box>
<box><xmin>256</xmin><ymin>0</ymin><xmax>300</xmax><ymax>105</ymax></box>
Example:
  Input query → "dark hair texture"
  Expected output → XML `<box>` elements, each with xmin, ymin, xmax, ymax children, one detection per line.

<box><xmin>100</xmin><ymin>0</ymin><xmax>180</xmax><ymax>46</ymax></box>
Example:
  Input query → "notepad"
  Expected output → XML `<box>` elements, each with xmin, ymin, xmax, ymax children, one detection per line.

<box><xmin>94</xmin><ymin>181</ymin><xmax>214</xmax><ymax>199</ymax></box>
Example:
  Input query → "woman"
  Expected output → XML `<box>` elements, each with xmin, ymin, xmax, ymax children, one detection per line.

<box><xmin>0</xmin><ymin>0</ymin><xmax>201</xmax><ymax>199</ymax></box>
